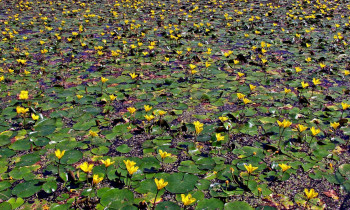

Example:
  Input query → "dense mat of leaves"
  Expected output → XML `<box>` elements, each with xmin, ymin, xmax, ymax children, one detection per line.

<box><xmin>0</xmin><ymin>0</ymin><xmax>350</xmax><ymax>209</ymax></box>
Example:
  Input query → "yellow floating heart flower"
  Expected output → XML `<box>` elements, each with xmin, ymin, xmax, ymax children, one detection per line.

<box><xmin>310</xmin><ymin>126</ymin><xmax>321</xmax><ymax>136</ymax></box>
<box><xmin>341</xmin><ymin>102</ymin><xmax>350</xmax><ymax>110</ymax></box>
<box><xmin>144</xmin><ymin>114</ymin><xmax>155</xmax><ymax>121</ymax></box>
<box><xmin>304</xmin><ymin>188</ymin><xmax>318</xmax><ymax>200</ymax></box>
<box><xmin>80</xmin><ymin>162</ymin><xmax>94</xmax><ymax>173</ymax></box>
<box><xmin>144</xmin><ymin>105</ymin><xmax>152</xmax><ymax>112</ymax></box>
<box><xmin>219</xmin><ymin>116</ymin><xmax>228</xmax><ymax>122</ymax></box>
<box><xmin>31</xmin><ymin>113</ymin><xmax>39</xmax><ymax>121</ymax></box>
<box><xmin>312</xmin><ymin>78</ymin><xmax>321</xmax><ymax>85</ymax></box>
<box><xmin>154</xmin><ymin>178</ymin><xmax>168</xmax><ymax>190</ymax></box>
<box><xmin>129</xmin><ymin>73</ymin><xmax>138</xmax><ymax>79</ymax></box>
<box><xmin>19</xmin><ymin>90</ymin><xmax>28</xmax><ymax>100</ymax></box>
<box><xmin>101</xmin><ymin>158</ymin><xmax>115</xmax><ymax>167</ymax></box>
<box><xmin>55</xmin><ymin>149</ymin><xmax>65</xmax><ymax>160</ymax></box>
<box><xmin>193</xmin><ymin>121</ymin><xmax>204</xmax><ymax>135</ymax></box>
<box><xmin>127</xmin><ymin>107</ymin><xmax>136</xmax><ymax>114</ymax></box>
<box><xmin>109</xmin><ymin>94</ymin><xmax>117</xmax><ymax>101</ymax></box>
<box><xmin>16</xmin><ymin>106</ymin><xmax>29</xmax><ymax>114</ymax></box>
<box><xmin>216</xmin><ymin>133</ymin><xmax>225</xmax><ymax>141</ymax></box>
<box><xmin>330</xmin><ymin>122</ymin><xmax>340</xmax><ymax>130</ymax></box>
<box><xmin>278</xmin><ymin>163</ymin><xmax>291</xmax><ymax>172</ymax></box>
<box><xmin>101</xmin><ymin>77</ymin><xmax>108</xmax><ymax>83</ymax></box>
<box><xmin>244</xmin><ymin>164</ymin><xmax>258</xmax><ymax>174</ymax></box>
<box><xmin>295</xmin><ymin>67</ymin><xmax>302</xmax><ymax>73</ymax></box>
<box><xmin>237</xmin><ymin>93</ymin><xmax>245</xmax><ymax>100</ymax></box>
<box><xmin>181</xmin><ymin>193</ymin><xmax>196</xmax><ymax>206</ymax></box>
<box><xmin>249</xmin><ymin>84</ymin><xmax>256</xmax><ymax>91</ymax></box>
<box><xmin>242</xmin><ymin>98</ymin><xmax>252</xmax><ymax>104</ymax></box>
<box><xmin>301</xmin><ymin>81</ymin><xmax>309</xmax><ymax>88</ymax></box>
<box><xmin>159</xmin><ymin>149</ymin><xmax>171</xmax><ymax>159</ymax></box>
<box><xmin>93</xmin><ymin>174</ymin><xmax>103</xmax><ymax>185</ymax></box>
<box><xmin>297</xmin><ymin>124</ymin><xmax>308</xmax><ymax>132</ymax></box>
<box><xmin>277</xmin><ymin>119</ymin><xmax>292</xmax><ymax>128</ymax></box>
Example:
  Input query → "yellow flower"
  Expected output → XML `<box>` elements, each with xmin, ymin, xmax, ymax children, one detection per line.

<box><xmin>109</xmin><ymin>94</ymin><xmax>117</xmax><ymax>101</ymax></box>
<box><xmin>249</xmin><ymin>84</ymin><xmax>256</xmax><ymax>91</ymax></box>
<box><xmin>319</xmin><ymin>63</ymin><xmax>326</xmax><ymax>69</ymax></box>
<box><xmin>55</xmin><ymin>149</ymin><xmax>65</xmax><ymax>160</ymax></box>
<box><xmin>181</xmin><ymin>194</ymin><xmax>196</xmax><ymax>206</ymax></box>
<box><xmin>306</xmin><ymin>43</ymin><xmax>311</xmax><ymax>48</ymax></box>
<box><xmin>297</xmin><ymin>124</ymin><xmax>308</xmax><ymax>132</ymax></box>
<box><xmin>284</xmin><ymin>88</ymin><xmax>291</xmax><ymax>94</ymax></box>
<box><xmin>330</xmin><ymin>122</ymin><xmax>340</xmax><ymax>130</ymax></box>
<box><xmin>277</xmin><ymin>119</ymin><xmax>292</xmax><ymax>128</ymax></box>
<box><xmin>101</xmin><ymin>159</ymin><xmax>115</xmax><ymax>167</ymax></box>
<box><xmin>157</xmin><ymin>110</ymin><xmax>167</xmax><ymax>116</ymax></box>
<box><xmin>219</xmin><ymin>116</ymin><xmax>228</xmax><ymax>122</ymax></box>
<box><xmin>129</xmin><ymin>73</ymin><xmax>138</xmax><ymax>79</ymax></box>
<box><xmin>312</xmin><ymin>78</ymin><xmax>321</xmax><ymax>85</ymax></box>
<box><xmin>77</xmin><ymin>95</ymin><xmax>83</xmax><ymax>99</ymax></box>
<box><xmin>189</xmin><ymin>64</ymin><xmax>196</xmax><ymax>69</ymax></box>
<box><xmin>144</xmin><ymin>105</ymin><xmax>152</xmax><ymax>112</ymax></box>
<box><xmin>244</xmin><ymin>164</ymin><xmax>258</xmax><ymax>174</ymax></box>
<box><xmin>19</xmin><ymin>90</ymin><xmax>29</xmax><ymax>100</ymax></box>
<box><xmin>242</xmin><ymin>98</ymin><xmax>252</xmax><ymax>104</ymax></box>
<box><xmin>301</xmin><ymin>81</ymin><xmax>309</xmax><ymax>88</ymax></box>
<box><xmin>89</xmin><ymin>130</ymin><xmax>99</xmax><ymax>137</ymax></box>
<box><xmin>344</xmin><ymin>70</ymin><xmax>350</xmax><ymax>76</ymax></box>
<box><xmin>234</xmin><ymin>60</ymin><xmax>240</xmax><ymax>65</ymax></box>
<box><xmin>159</xmin><ymin>149</ymin><xmax>171</xmax><ymax>159</ymax></box>
<box><xmin>126</xmin><ymin>165</ymin><xmax>139</xmax><ymax>175</ymax></box>
<box><xmin>305</xmin><ymin>57</ymin><xmax>312</xmax><ymax>62</ymax></box>
<box><xmin>191</xmin><ymin>69</ymin><xmax>198</xmax><ymax>74</ymax></box>
<box><xmin>237</xmin><ymin>93</ymin><xmax>245</xmax><ymax>100</ymax></box>
<box><xmin>237</xmin><ymin>72</ymin><xmax>244</xmax><ymax>77</ymax></box>
<box><xmin>31</xmin><ymin>113</ymin><xmax>39</xmax><ymax>121</ymax></box>
<box><xmin>93</xmin><ymin>174</ymin><xmax>103</xmax><ymax>185</ymax></box>
<box><xmin>278</xmin><ymin>163</ymin><xmax>291</xmax><ymax>172</ymax></box>
<box><xmin>304</xmin><ymin>188</ymin><xmax>318</xmax><ymax>200</ymax></box>
<box><xmin>17</xmin><ymin>59</ymin><xmax>27</xmax><ymax>65</ymax></box>
<box><xmin>154</xmin><ymin>178</ymin><xmax>168</xmax><ymax>190</ymax></box>
<box><xmin>310</xmin><ymin>126</ymin><xmax>321</xmax><ymax>136</ymax></box>
<box><xmin>193</xmin><ymin>121</ymin><xmax>204</xmax><ymax>135</ymax></box>
<box><xmin>144</xmin><ymin>114</ymin><xmax>155</xmax><ymax>121</ymax></box>
<box><xmin>80</xmin><ymin>162</ymin><xmax>94</xmax><ymax>173</ymax></box>
<box><xmin>16</xmin><ymin>106</ymin><xmax>29</xmax><ymax>114</ymax></box>
<box><xmin>295</xmin><ymin>67</ymin><xmax>302</xmax><ymax>73</ymax></box>
<box><xmin>216</xmin><ymin>133</ymin><xmax>225</xmax><ymax>141</ymax></box>
<box><xmin>123</xmin><ymin>160</ymin><xmax>137</xmax><ymax>168</ymax></box>
<box><xmin>101</xmin><ymin>77</ymin><xmax>108</xmax><ymax>83</ymax></box>
<box><xmin>341</xmin><ymin>102</ymin><xmax>350</xmax><ymax>110</ymax></box>
<box><xmin>0</xmin><ymin>75</ymin><xmax>4</xmax><ymax>82</ymax></box>
<box><xmin>127</xmin><ymin>107</ymin><xmax>136</xmax><ymax>114</ymax></box>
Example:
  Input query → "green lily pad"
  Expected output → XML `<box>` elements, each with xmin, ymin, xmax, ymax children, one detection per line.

<box><xmin>92</xmin><ymin>146</ymin><xmax>109</xmax><ymax>155</ymax></box>
<box><xmin>166</xmin><ymin>173</ymin><xmax>198</xmax><ymax>193</ymax></box>
<box><xmin>12</xmin><ymin>180</ymin><xmax>42</xmax><ymax>198</ymax></box>
<box><xmin>116</xmin><ymin>144</ymin><xmax>132</xmax><ymax>153</ymax></box>
<box><xmin>0</xmin><ymin>131</ymin><xmax>13</xmax><ymax>146</ymax></box>
<box><xmin>224</xmin><ymin>201</ymin><xmax>253</xmax><ymax>210</ymax></box>
<box><xmin>60</xmin><ymin>150</ymin><xmax>83</xmax><ymax>164</ymax></box>
<box><xmin>7</xmin><ymin>197</ymin><xmax>24</xmax><ymax>209</ymax></box>
<box><xmin>155</xmin><ymin>201</ymin><xmax>181</xmax><ymax>210</ymax></box>
<box><xmin>99</xmin><ymin>188</ymin><xmax>134</xmax><ymax>207</ymax></box>
<box><xmin>17</xmin><ymin>153</ymin><xmax>40</xmax><ymax>166</ymax></box>
<box><xmin>196</xmin><ymin>198</ymin><xmax>223</xmax><ymax>210</ymax></box>
<box><xmin>42</xmin><ymin>180</ymin><xmax>57</xmax><ymax>193</ymax></box>
<box><xmin>339</xmin><ymin>164</ymin><xmax>350</xmax><ymax>177</ymax></box>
